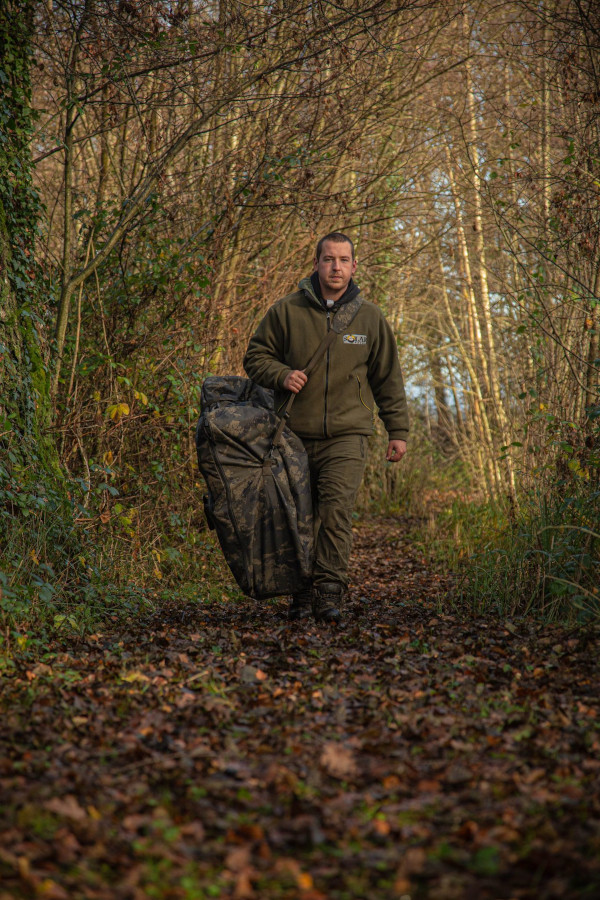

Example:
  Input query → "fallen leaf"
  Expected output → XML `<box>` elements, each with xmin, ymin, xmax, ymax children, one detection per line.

<box><xmin>320</xmin><ymin>742</ymin><xmax>358</xmax><ymax>780</ymax></box>
<box><xmin>444</xmin><ymin>763</ymin><xmax>472</xmax><ymax>785</ymax></box>
<box><xmin>45</xmin><ymin>796</ymin><xmax>87</xmax><ymax>822</ymax></box>
<box><xmin>233</xmin><ymin>870</ymin><xmax>255</xmax><ymax>899</ymax></box>
<box><xmin>226</xmin><ymin>846</ymin><xmax>252</xmax><ymax>872</ymax></box>
<box><xmin>122</xmin><ymin>671</ymin><xmax>150</xmax><ymax>683</ymax></box>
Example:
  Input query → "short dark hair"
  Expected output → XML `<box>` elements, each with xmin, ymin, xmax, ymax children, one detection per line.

<box><xmin>315</xmin><ymin>232</ymin><xmax>355</xmax><ymax>261</ymax></box>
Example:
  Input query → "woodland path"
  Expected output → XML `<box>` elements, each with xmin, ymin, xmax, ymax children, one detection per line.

<box><xmin>1</xmin><ymin>517</ymin><xmax>599</xmax><ymax>900</ymax></box>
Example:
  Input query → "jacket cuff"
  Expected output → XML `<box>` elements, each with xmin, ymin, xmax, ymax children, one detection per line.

<box><xmin>388</xmin><ymin>430</ymin><xmax>409</xmax><ymax>442</ymax></box>
<box><xmin>277</xmin><ymin>367</ymin><xmax>293</xmax><ymax>390</ymax></box>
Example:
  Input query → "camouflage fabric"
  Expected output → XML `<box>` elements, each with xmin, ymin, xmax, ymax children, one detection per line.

<box><xmin>195</xmin><ymin>376</ymin><xmax>313</xmax><ymax>599</ymax></box>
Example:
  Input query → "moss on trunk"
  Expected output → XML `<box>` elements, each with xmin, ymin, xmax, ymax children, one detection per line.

<box><xmin>0</xmin><ymin>0</ymin><xmax>62</xmax><ymax>481</ymax></box>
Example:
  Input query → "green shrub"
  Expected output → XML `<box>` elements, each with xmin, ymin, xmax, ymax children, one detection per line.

<box><xmin>440</xmin><ymin>483</ymin><xmax>600</xmax><ymax>623</ymax></box>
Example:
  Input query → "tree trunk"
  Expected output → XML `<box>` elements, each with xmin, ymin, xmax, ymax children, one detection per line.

<box><xmin>0</xmin><ymin>0</ymin><xmax>61</xmax><ymax>479</ymax></box>
<box><xmin>585</xmin><ymin>265</ymin><xmax>600</xmax><ymax>417</ymax></box>
<box><xmin>52</xmin><ymin>0</ymin><xmax>94</xmax><ymax>396</ymax></box>
<box><xmin>435</xmin><ymin>238</ymin><xmax>497</xmax><ymax>497</ymax></box>
<box><xmin>443</xmin><ymin>157</ymin><xmax>502</xmax><ymax>497</ymax></box>
<box><xmin>464</xmin><ymin>42</ymin><xmax>518</xmax><ymax>506</ymax></box>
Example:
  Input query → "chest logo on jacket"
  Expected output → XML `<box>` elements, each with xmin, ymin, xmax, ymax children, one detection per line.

<box><xmin>343</xmin><ymin>334</ymin><xmax>367</xmax><ymax>345</ymax></box>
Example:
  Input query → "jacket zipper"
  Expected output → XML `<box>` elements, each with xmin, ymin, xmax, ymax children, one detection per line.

<box><xmin>323</xmin><ymin>311</ymin><xmax>331</xmax><ymax>437</ymax></box>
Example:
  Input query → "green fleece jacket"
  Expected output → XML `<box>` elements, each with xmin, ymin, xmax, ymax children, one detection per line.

<box><xmin>243</xmin><ymin>277</ymin><xmax>409</xmax><ymax>441</ymax></box>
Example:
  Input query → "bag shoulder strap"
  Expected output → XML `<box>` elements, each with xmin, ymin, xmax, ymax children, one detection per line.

<box><xmin>330</xmin><ymin>295</ymin><xmax>363</xmax><ymax>335</ymax></box>
<box><xmin>267</xmin><ymin>295</ymin><xmax>363</xmax><ymax>453</ymax></box>
<box><xmin>301</xmin><ymin>295</ymin><xmax>363</xmax><ymax>374</ymax></box>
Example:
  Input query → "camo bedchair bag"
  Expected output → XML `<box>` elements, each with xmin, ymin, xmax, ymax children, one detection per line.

<box><xmin>195</xmin><ymin>376</ymin><xmax>314</xmax><ymax>599</ymax></box>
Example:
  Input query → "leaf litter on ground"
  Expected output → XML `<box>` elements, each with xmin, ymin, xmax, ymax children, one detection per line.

<box><xmin>1</xmin><ymin>516</ymin><xmax>599</xmax><ymax>899</ymax></box>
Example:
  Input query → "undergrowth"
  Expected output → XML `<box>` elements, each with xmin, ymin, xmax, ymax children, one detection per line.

<box><xmin>0</xmin><ymin>441</ymin><xmax>238</xmax><ymax>663</ymax></box>
<box><xmin>357</xmin><ymin>419</ymin><xmax>468</xmax><ymax>518</ymax></box>
<box><xmin>420</xmin><ymin>475</ymin><xmax>600</xmax><ymax>625</ymax></box>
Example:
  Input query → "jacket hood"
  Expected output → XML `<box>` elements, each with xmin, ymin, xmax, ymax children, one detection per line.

<box><xmin>299</xmin><ymin>274</ymin><xmax>361</xmax><ymax>311</ymax></box>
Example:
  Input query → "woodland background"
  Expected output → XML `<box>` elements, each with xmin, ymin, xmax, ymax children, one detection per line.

<box><xmin>1</xmin><ymin>0</ymin><xmax>599</xmax><ymax>645</ymax></box>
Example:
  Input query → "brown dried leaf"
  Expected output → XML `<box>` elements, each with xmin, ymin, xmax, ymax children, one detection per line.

<box><xmin>226</xmin><ymin>846</ymin><xmax>252</xmax><ymax>873</ymax></box>
<box><xmin>320</xmin><ymin>742</ymin><xmax>358</xmax><ymax>780</ymax></box>
<box><xmin>44</xmin><ymin>795</ymin><xmax>87</xmax><ymax>822</ymax></box>
<box><xmin>233</xmin><ymin>870</ymin><xmax>255</xmax><ymax>900</ymax></box>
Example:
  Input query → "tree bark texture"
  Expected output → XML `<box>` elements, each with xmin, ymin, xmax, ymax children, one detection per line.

<box><xmin>0</xmin><ymin>0</ymin><xmax>60</xmax><ymax>477</ymax></box>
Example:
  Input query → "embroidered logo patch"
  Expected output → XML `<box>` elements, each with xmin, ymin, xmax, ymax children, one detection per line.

<box><xmin>343</xmin><ymin>334</ymin><xmax>367</xmax><ymax>345</ymax></box>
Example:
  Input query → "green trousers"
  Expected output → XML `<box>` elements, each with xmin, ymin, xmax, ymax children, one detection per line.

<box><xmin>299</xmin><ymin>434</ymin><xmax>368</xmax><ymax>588</ymax></box>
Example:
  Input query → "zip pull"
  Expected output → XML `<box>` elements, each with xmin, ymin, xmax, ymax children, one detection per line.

<box><xmin>326</xmin><ymin>311</ymin><xmax>331</xmax><ymax>331</ymax></box>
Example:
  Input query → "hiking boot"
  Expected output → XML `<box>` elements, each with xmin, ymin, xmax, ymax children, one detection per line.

<box><xmin>288</xmin><ymin>584</ymin><xmax>314</xmax><ymax>621</ymax></box>
<box><xmin>312</xmin><ymin>582</ymin><xmax>344</xmax><ymax>624</ymax></box>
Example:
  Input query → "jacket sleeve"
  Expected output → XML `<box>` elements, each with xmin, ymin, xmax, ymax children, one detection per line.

<box><xmin>367</xmin><ymin>312</ymin><xmax>410</xmax><ymax>441</ymax></box>
<box><xmin>243</xmin><ymin>304</ymin><xmax>293</xmax><ymax>390</ymax></box>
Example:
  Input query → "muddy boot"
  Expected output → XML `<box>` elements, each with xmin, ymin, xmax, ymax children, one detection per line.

<box><xmin>313</xmin><ymin>582</ymin><xmax>344</xmax><ymax>624</ymax></box>
<box><xmin>288</xmin><ymin>584</ymin><xmax>314</xmax><ymax>621</ymax></box>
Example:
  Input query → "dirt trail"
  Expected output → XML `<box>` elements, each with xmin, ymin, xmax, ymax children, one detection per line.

<box><xmin>1</xmin><ymin>517</ymin><xmax>599</xmax><ymax>899</ymax></box>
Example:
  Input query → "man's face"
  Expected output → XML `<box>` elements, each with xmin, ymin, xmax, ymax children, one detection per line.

<box><xmin>314</xmin><ymin>240</ymin><xmax>357</xmax><ymax>299</ymax></box>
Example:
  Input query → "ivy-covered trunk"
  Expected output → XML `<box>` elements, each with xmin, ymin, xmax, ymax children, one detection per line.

<box><xmin>0</xmin><ymin>0</ymin><xmax>59</xmax><ymax>478</ymax></box>
<box><xmin>0</xmin><ymin>1</ymin><xmax>74</xmax><ymax>630</ymax></box>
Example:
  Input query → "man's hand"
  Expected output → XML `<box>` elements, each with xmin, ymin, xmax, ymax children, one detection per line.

<box><xmin>386</xmin><ymin>440</ymin><xmax>407</xmax><ymax>462</ymax></box>
<box><xmin>283</xmin><ymin>370</ymin><xmax>308</xmax><ymax>394</ymax></box>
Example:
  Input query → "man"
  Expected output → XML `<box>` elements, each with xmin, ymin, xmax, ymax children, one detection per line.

<box><xmin>243</xmin><ymin>232</ymin><xmax>409</xmax><ymax>623</ymax></box>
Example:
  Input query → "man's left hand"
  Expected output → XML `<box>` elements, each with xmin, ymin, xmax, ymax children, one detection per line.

<box><xmin>386</xmin><ymin>440</ymin><xmax>407</xmax><ymax>462</ymax></box>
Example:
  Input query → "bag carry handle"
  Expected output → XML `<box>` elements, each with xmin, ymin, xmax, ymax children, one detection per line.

<box><xmin>266</xmin><ymin>295</ymin><xmax>363</xmax><ymax>455</ymax></box>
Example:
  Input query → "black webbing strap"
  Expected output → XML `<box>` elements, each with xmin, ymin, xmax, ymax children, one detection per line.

<box><xmin>265</xmin><ymin>295</ymin><xmax>363</xmax><ymax>459</ymax></box>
